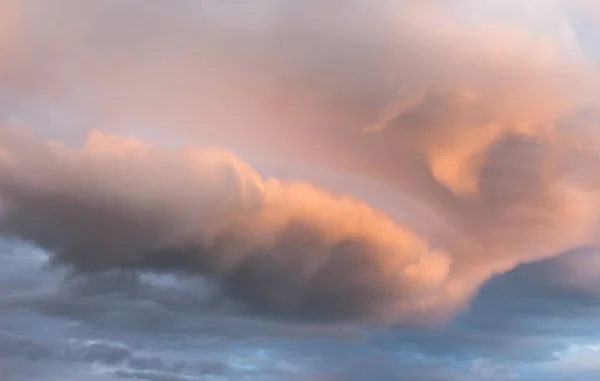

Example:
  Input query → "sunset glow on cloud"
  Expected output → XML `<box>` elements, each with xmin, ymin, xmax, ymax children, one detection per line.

<box><xmin>2</xmin><ymin>1</ymin><xmax>600</xmax><ymax>380</ymax></box>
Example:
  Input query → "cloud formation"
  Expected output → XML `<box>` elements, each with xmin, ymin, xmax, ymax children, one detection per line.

<box><xmin>0</xmin><ymin>128</ymin><xmax>456</xmax><ymax>323</ymax></box>
<box><xmin>2</xmin><ymin>1</ymin><xmax>600</xmax><ymax>379</ymax></box>
<box><xmin>2</xmin><ymin>125</ymin><xmax>600</xmax><ymax>327</ymax></box>
<box><xmin>1</xmin><ymin>0</ymin><xmax>599</xmax><ymax>243</ymax></box>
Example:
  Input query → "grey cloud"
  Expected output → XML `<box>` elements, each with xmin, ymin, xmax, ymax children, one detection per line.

<box><xmin>69</xmin><ymin>340</ymin><xmax>132</xmax><ymax>366</ymax></box>
<box><xmin>0</xmin><ymin>326</ymin><xmax>200</xmax><ymax>381</ymax></box>
<box><xmin>112</xmin><ymin>370</ymin><xmax>203</xmax><ymax>381</ymax></box>
<box><xmin>69</xmin><ymin>340</ymin><xmax>192</xmax><ymax>377</ymax></box>
<box><xmin>286</xmin><ymin>356</ymin><xmax>469</xmax><ymax>381</ymax></box>
<box><xmin>128</xmin><ymin>356</ymin><xmax>167</xmax><ymax>372</ymax></box>
<box><xmin>0</xmin><ymin>262</ymin><xmax>361</xmax><ymax>342</ymax></box>
<box><xmin>0</xmin><ymin>254</ymin><xmax>594</xmax><ymax>381</ymax></box>
<box><xmin>455</xmin><ymin>250</ymin><xmax>600</xmax><ymax>340</ymax></box>
<box><xmin>0</xmin><ymin>330</ymin><xmax>51</xmax><ymax>361</ymax></box>
<box><xmin>199</xmin><ymin>360</ymin><xmax>229</xmax><ymax>376</ymax></box>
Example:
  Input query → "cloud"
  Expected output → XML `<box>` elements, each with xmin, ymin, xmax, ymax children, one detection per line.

<box><xmin>2</xmin><ymin>2</ymin><xmax>599</xmax><ymax>210</ymax></box>
<box><xmin>0</xmin><ymin>327</ymin><xmax>203</xmax><ymax>381</ymax></box>
<box><xmin>111</xmin><ymin>370</ymin><xmax>203</xmax><ymax>381</ymax></box>
<box><xmin>0</xmin><ymin>0</ymin><xmax>598</xmax><ymax>334</ymax></box>
<box><xmin>0</xmin><ymin>0</ymin><xmax>594</xmax><ymax>144</ymax></box>
<box><xmin>2</xmin><ymin>122</ymin><xmax>600</xmax><ymax>328</ymax></box>
<box><xmin>2</xmin><ymin>238</ymin><xmax>600</xmax><ymax>381</ymax></box>
<box><xmin>1</xmin><ymin>0</ymin><xmax>598</xmax><ymax>252</ymax></box>
<box><xmin>2</xmin><ymin>3</ymin><xmax>600</xmax><ymax>381</ymax></box>
<box><xmin>0</xmin><ymin>266</ymin><xmax>360</xmax><ymax>342</ymax></box>
<box><xmin>0</xmin><ymin>128</ymin><xmax>458</xmax><ymax>324</ymax></box>
<box><xmin>0</xmin><ymin>330</ymin><xmax>51</xmax><ymax>360</ymax></box>
<box><xmin>69</xmin><ymin>340</ymin><xmax>132</xmax><ymax>366</ymax></box>
<box><xmin>457</xmin><ymin>247</ymin><xmax>600</xmax><ymax>341</ymax></box>
<box><xmin>0</xmin><ymin>0</ymin><xmax>19</xmax><ymax>53</ymax></box>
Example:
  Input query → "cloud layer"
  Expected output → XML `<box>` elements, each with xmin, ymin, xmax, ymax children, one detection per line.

<box><xmin>2</xmin><ymin>1</ymin><xmax>600</xmax><ymax>380</ymax></box>
<box><xmin>0</xmin><ymin>129</ymin><xmax>456</xmax><ymax>323</ymax></box>
<box><xmin>1</xmin><ymin>126</ymin><xmax>600</xmax><ymax>326</ymax></box>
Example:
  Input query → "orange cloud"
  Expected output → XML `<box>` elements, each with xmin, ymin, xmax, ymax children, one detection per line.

<box><xmin>1</xmin><ymin>1</ymin><xmax>600</xmax><ymax>325</ymax></box>
<box><xmin>2</xmin><ymin>127</ymin><xmax>599</xmax><ymax>325</ymax></box>
<box><xmin>0</xmin><ymin>129</ymin><xmax>460</xmax><ymax>324</ymax></box>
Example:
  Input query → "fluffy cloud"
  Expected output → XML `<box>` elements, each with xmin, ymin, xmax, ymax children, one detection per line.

<box><xmin>2</xmin><ymin>0</ymin><xmax>599</xmax><ymax>253</ymax></box>
<box><xmin>0</xmin><ymin>128</ymin><xmax>456</xmax><ymax>324</ymax></box>
<box><xmin>2</xmin><ymin>1</ymin><xmax>600</xmax><ymax>379</ymax></box>
<box><xmin>2</xmin><ymin>124</ymin><xmax>600</xmax><ymax>328</ymax></box>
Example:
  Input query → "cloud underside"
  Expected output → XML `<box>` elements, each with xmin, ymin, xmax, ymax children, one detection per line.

<box><xmin>0</xmin><ymin>126</ymin><xmax>599</xmax><ymax>325</ymax></box>
<box><xmin>0</xmin><ymin>129</ymin><xmax>456</xmax><ymax>323</ymax></box>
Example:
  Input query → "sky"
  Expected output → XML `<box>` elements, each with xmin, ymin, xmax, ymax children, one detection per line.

<box><xmin>2</xmin><ymin>0</ymin><xmax>600</xmax><ymax>380</ymax></box>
